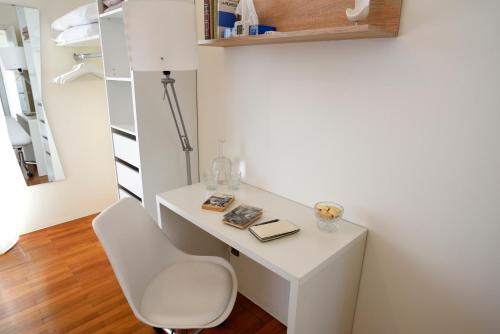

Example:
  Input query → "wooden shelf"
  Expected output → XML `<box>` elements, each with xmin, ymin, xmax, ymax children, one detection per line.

<box><xmin>199</xmin><ymin>25</ymin><xmax>395</xmax><ymax>47</ymax></box>
<box><xmin>200</xmin><ymin>0</ymin><xmax>401</xmax><ymax>48</ymax></box>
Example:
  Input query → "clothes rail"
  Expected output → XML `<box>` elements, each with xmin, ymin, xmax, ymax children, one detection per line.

<box><xmin>73</xmin><ymin>52</ymin><xmax>102</xmax><ymax>61</ymax></box>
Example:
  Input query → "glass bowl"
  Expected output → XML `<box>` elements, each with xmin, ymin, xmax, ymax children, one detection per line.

<box><xmin>314</xmin><ymin>201</ymin><xmax>344</xmax><ymax>233</ymax></box>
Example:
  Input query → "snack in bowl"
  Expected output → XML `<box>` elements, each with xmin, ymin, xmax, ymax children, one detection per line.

<box><xmin>314</xmin><ymin>202</ymin><xmax>344</xmax><ymax>232</ymax></box>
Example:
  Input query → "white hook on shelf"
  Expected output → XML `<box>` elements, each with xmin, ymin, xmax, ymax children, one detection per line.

<box><xmin>346</xmin><ymin>0</ymin><xmax>370</xmax><ymax>23</ymax></box>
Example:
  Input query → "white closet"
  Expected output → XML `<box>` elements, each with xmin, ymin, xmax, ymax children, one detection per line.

<box><xmin>97</xmin><ymin>0</ymin><xmax>199</xmax><ymax>220</ymax></box>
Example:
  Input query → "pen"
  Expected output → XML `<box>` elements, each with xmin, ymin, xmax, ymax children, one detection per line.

<box><xmin>253</xmin><ymin>219</ymin><xmax>279</xmax><ymax>226</ymax></box>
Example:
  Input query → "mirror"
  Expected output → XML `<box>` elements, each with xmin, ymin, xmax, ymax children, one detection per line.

<box><xmin>0</xmin><ymin>4</ymin><xmax>64</xmax><ymax>186</ymax></box>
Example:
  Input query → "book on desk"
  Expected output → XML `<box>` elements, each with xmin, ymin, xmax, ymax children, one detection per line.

<box><xmin>223</xmin><ymin>204</ymin><xmax>263</xmax><ymax>229</ymax></box>
<box><xmin>249</xmin><ymin>219</ymin><xmax>300</xmax><ymax>242</ymax></box>
<box><xmin>202</xmin><ymin>193</ymin><xmax>235</xmax><ymax>212</ymax></box>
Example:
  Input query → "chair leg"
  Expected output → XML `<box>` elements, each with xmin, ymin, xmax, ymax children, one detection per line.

<box><xmin>15</xmin><ymin>148</ymin><xmax>33</xmax><ymax>177</ymax></box>
<box><xmin>153</xmin><ymin>328</ymin><xmax>177</xmax><ymax>334</ymax></box>
<box><xmin>171</xmin><ymin>330</ymin><xmax>202</xmax><ymax>334</ymax></box>
<box><xmin>153</xmin><ymin>328</ymin><xmax>186</xmax><ymax>334</ymax></box>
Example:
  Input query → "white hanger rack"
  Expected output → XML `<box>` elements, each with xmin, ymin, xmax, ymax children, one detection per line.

<box><xmin>73</xmin><ymin>52</ymin><xmax>102</xmax><ymax>61</ymax></box>
<box><xmin>51</xmin><ymin>62</ymin><xmax>104</xmax><ymax>85</ymax></box>
<box><xmin>51</xmin><ymin>52</ymin><xmax>104</xmax><ymax>85</ymax></box>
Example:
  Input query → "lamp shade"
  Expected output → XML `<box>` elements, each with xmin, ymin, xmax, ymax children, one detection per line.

<box><xmin>0</xmin><ymin>47</ymin><xmax>27</xmax><ymax>70</ymax></box>
<box><xmin>122</xmin><ymin>0</ymin><xmax>198</xmax><ymax>71</ymax></box>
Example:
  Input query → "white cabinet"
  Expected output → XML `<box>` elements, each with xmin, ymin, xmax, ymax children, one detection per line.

<box><xmin>115</xmin><ymin>161</ymin><xmax>142</xmax><ymax>198</ymax></box>
<box><xmin>112</xmin><ymin>132</ymin><xmax>140</xmax><ymax>167</ymax></box>
<box><xmin>98</xmin><ymin>1</ymin><xmax>199</xmax><ymax>220</ymax></box>
<box><xmin>118</xmin><ymin>188</ymin><xmax>132</xmax><ymax>200</ymax></box>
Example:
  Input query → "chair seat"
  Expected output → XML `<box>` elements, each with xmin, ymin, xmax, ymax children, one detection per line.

<box><xmin>5</xmin><ymin>117</ymin><xmax>31</xmax><ymax>147</ymax></box>
<box><xmin>140</xmin><ymin>260</ymin><xmax>233</xmax><ymax>328</ymax></box>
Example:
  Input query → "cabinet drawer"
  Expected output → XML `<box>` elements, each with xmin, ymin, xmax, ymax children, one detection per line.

<box><xmin>118</xmin><ymin>188</ymin><xmax>131</xmax><ymax>200</ymax></box>
<box><xmin>115</xmin><ymin>161</ymin><xmax>142</xmax><ymax>198</ymax></box>
<box><xmin>112</xmin><ymin>133</ymin><xmax>140</xmax><ymax>167</ymax></box>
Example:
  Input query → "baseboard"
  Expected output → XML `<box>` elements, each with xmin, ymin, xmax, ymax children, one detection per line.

<box><xmin>0</xmin><ymin>234</ymin><xmax>19</xmax><ymax>255</ymax></box>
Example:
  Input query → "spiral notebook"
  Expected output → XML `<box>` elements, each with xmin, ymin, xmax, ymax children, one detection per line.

<box><xmin>249</xmin><ymin>220</ymin><xmax>300</xmax><ymax>242</ymax></box>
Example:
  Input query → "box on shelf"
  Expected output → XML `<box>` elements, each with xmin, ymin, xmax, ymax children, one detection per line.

<box><xmin>249</xmin><ymin>24</ymin><xmax>276</xmax><ymax>36</ymax></box>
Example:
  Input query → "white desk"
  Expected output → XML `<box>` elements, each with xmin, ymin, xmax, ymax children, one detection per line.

<box><xmin>156</xmin><ymin>183</ymin><xmax>367</xmax><ymax>334</ymax></box>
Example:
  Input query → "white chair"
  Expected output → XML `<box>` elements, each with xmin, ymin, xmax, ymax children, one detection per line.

<box><xmin>5</xmin><ymin>117</ymin><xmax>35</xmax><ymax>177</ymax></box>
<box><xmin>93</xmin><ymin>198</ymin><xmax>238</xmax><ymax>334</ymax></box>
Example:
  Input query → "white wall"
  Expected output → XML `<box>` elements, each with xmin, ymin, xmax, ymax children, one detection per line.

<box><xmin>197</xmin><ymin>0</ymin><xmax>500</xmax><ymax>333</ymax></box>
<box><xmin>0</xmin><ymin>0</ymin><xmax>116</xmax><ymax>233</ymax></box>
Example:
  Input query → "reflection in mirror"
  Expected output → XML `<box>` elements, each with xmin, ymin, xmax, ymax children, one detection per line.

<box><xmin>0</xmin><ymin>4</ymin><xmax>64</xmax><ymax>186</ymax></box>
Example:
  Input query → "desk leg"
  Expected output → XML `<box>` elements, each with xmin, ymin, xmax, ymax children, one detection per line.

<box><xmin>287</xmin><ymin>236</ymin><xmax>366</xmax><ymax>334</ymax></box>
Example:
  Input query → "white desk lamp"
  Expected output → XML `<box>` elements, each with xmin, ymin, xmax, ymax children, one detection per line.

<box><xmin>123</xmin><ymin>0</ymin><xmax>198</xmax><ymax>185</ymax></box>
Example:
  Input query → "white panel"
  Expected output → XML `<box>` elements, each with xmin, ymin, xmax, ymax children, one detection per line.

<box><xmin>112</xmin><ymin>132</ymin><xmax>140</xmax><ymax>167</ymax></box>
<box><xmin>289</xmin><ymin>237</ymin><xmax>366</xmax><ymax>334</ymax></box>
<box><xmin>123</xmin><ymin>0</ymin><xmax>197</xmax><ymax>71</ymax></box>
<box><xmin>115</xmin><ymin>161</ymin><xmax>142</xmax><ymax>198</ymax></box>
<box><xmin>230</xmin><ymin>252</ymin><xmax>289</xmax><ymax>325</ymax></box>
<box><xmin>106</xmin><ymin>80</ymin><xmax>135</xmax><ymax>131</ymax></box>
<box><xmin>99</xmin><ymin>16</ymin><xmax>130</xmax><ymax>78</ymax></box>
<box><xmin>158</xmin><ymin>204</ymin><xmax>228</xmax><ymax>258</ymax></box>
<box><xmin>133</xmin><ymin>70</ymin><xmax>198</xmax><ymax>220</ymax></box>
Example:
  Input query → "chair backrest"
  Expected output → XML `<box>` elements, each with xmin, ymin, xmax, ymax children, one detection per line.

<box><xmin>93</xmin><ymin>198</ymin><xmax>186</xmax><ymax>319</ymax></box>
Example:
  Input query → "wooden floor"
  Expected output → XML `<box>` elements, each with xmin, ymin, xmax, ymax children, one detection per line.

<box><xmin>25</xmin><ymin>165</ymin><xmax>49</xmax><ymax>186</ymax></box>
<box><xmin>0</xmin><ymin>215</ymin><xmax>286</xmax><ymax>334</ymax></box>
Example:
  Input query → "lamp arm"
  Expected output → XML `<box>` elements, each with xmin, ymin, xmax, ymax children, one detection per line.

<box><xmin>162</xmin><ymin>76</ymin><xmax>193</xmax><ymax>153</ymax></box>
<box><xmin>162</xmin><ymin>71</ymin><xmax>194</xmax><ymax>185</ymax></box>
<box><xmin>170</xmin><ymin>81</ymin><xmax>193</xmax><ymax>152</ymax></box>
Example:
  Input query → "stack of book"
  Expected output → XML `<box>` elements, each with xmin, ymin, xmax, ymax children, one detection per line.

<box><xmin>201</xmin><ymin>194</ymin><xmax>235</xmax><ymax>212</ymax></box>
<box><xmin>204</xmin><ymin>0</ymin><xmax>239</xmax><ymax>40</ymax></box>
<box><xmin>223</xmin><ymin>205</ymin><xmax>263</xmax><ymax>229</ymax></box>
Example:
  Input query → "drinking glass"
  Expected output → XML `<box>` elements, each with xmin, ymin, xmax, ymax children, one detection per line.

<box><xmin>228</xmin><ymin>172</ymin><xmax>241</xmax><ymax>190</ymax></box>
<box><xmin>202</xmin><ymin>172</ymin><xmax>217</xmax><ymax>191</ymax></box>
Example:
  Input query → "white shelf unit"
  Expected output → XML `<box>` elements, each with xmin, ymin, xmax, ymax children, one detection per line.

<box><xmin>105</xmin><ymin>76</ymin><xmax>132</xmax><ymax>82</ymax></box>
<box><xmin>98</xmin><ymin>0</ymin><xmax>199</xmax><ymax>219</ymax></box>
<box><xmin>99</xmin><ymin>6</ymin><xmax>123</xmax><ymax>19</ymax></box>
<box><xmin>55</xmin><ymin>35</ymin><xmax>100</xmax><ymax>47</ymax></box>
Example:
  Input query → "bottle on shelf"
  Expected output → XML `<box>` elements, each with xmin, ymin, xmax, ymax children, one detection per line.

<box><xmin>212</xmin><ymin>140</ymin><xmax>232</xmax><ymax>185</ymax></box>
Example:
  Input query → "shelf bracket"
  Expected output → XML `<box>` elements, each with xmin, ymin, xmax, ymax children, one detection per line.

<box><xmin>346</xmin><ymin>0</ymin><xmax>370</xmax><ymax>23</ymax></box>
